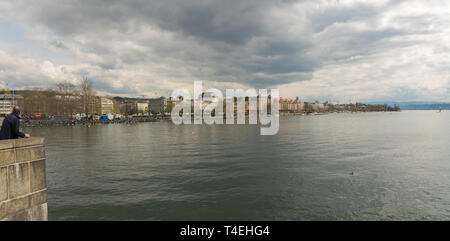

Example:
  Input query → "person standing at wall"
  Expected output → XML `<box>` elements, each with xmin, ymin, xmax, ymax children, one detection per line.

<box><xmin>0</xmin><ymin>106</ymin><xmax>30</xmax><ymax>140</ymax></box>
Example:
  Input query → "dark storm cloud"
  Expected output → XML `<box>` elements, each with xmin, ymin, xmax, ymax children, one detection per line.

<box><xmin>308</xmin><ymin>2</ymin><xmax>380</xmax><ymax>33</ymax></box>
<box><xmin>49</xmin><ymin>39</ymin><xmax>67</xmax><ymax>49</ymax></box>
<box><xmin>146</xmin><ymin>0</ymin><xmax>266</xmax><ymax>45</ymax></box>
<box><xmin>11</xmin><ymin>0</ymin><xmax>321</xmax><ymax>87</ymax></box>
<box><xmin>2</xmin><ymin>0</ymin><xmax>449</xmax><ymax>101</ymax></box>
<box><xmin>26</xmin><ymin>0</ymin><xmax>273</xmax><ymax>44</ymax></box>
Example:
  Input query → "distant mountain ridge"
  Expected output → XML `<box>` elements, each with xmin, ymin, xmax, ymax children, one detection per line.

<box><xmin>367</xmin><ymin>101</ymin><xmax>450</xmax><ymax>110</ymax></box>
<box><xmin>400</xmin><ymin>103</ymin><xmax>450</xmax><ymax>110</ymax></box>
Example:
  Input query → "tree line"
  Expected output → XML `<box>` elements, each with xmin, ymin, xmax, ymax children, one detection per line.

<box><xmin>14</xmin><ymin>77</ymin><xmax>98</xmax><ymax>116</ymax></box>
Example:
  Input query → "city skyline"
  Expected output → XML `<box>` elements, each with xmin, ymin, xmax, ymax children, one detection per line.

<box><xmin>1</xmin><ymin>0</ymin><xmax>450</xmax><ymax>103</ymax></box>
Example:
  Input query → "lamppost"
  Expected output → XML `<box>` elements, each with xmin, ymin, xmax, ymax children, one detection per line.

<box><xmin>12</xmin><ymin>89</ymin><xmax>15</xmax><ymax>107</ymax></box>
<box><xmin>5</xmin><ymin>82</ymin><xmax>15</xmax><ymax>112</ymax></box>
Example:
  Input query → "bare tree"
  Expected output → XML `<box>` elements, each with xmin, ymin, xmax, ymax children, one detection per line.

<box><xmin>56</xmin><ymin>80</ymin><xmax>77</xmax><ymax>94</ymax></box>
<box><xmin>55</xmin><ymin>80</ymin><xmax>79</xmax><ymax>115</ymax></box>
<box><xmin>16</xmin><ymin>89</ymin><xmax>57</xmax><ymax>116</ymax></box>
<box><xmin>79</xmin><ymin>77</ymin><xmax>96</xmax><ymax>114</ymax></box>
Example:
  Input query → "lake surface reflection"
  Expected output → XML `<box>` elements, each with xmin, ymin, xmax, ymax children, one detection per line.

<box><xmin>25</xmin><ymin>111</ymin><xmax>450</xmax><ymax>220</ymax></box>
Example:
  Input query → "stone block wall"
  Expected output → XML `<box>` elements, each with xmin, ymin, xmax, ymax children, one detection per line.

<box><xmin>0</xmin><ymin>138</ymin><xmax>47</xmax><ymax>221</ymax></box>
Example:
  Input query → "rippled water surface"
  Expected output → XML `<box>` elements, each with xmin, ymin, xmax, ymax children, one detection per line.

<box><xmin>25</xmin><ymin>111</ymin><xmax>450</xmax><ymax>220</ymax></box>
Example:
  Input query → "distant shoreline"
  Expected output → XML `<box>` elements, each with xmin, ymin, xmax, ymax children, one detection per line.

<box><xmin>21</xmin><ymin>117</ymin><xmax>165</xmax><ymax>127</ymax></box>
<box><xmin>17</xmin><ymin>110</ymin><xmax>408</xmax><ymax>128</ymax></box>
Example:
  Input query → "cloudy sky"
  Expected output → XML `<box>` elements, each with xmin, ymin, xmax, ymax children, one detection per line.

<box><xmin>1</xmin><ymin>0</ymin><xmax>449</xmax><ymax>102</ymax></box>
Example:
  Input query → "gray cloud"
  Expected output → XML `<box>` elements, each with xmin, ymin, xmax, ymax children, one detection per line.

<box><xmin>1</xmin><ymin>0</ymin><xmax>449</xmax><ymax>101</ymax></box>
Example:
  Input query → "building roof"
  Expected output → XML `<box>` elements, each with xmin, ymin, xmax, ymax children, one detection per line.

<box><xmin>0</xmin><ymin>94</ymin><xmax>23</xmax><ymax>100</ymax></box>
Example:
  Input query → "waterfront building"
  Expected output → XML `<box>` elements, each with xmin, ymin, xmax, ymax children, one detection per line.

<box><xmin>55</xmin><ymin>93</ymin><xmax>83</xmax><ymax>115</ymax></box>
<box><xmin>165</xmin><ymin>97</ymin><xmax>182</xmax><ymax>114</ymax></box>
<box><xmin>17</xmin><ymin>89</ymin><xmax>84</xmax><ymax>115</ymax></box>
<box><xmin>201</xmin><ymin>92</ymin><xmax>222</xmax><ymax>113</ymax></box>
<box><xmin>310</xmin><ymin>102</ymin><xmax>325</xmax><ymax>112</ymax></box>
<box><xmin>148</xmin><ymin>97</ymin><xmax>167</xmax><ymax>114</ymax></box>
<box><xmin>96</xmin><ymin>97</ymin><xmax>114</xmax><ymax>115</ymax></box>
<box><xmin>136</xmin><ymin>102</ymin><xmax>149</xmax><ymax>114</ymax></box>
<box><xmin>0</xmin><ymin>94</ymin><xmax>24</xmax><ymax>116</ymax></box>
<box><xmin>119</xmin><ymin>101</ymin><xmax>149</xmax><ymax>115</ymax></box>
<box><xmin>148</xmin><ymin>97</ymin><xmax>181</xmax><ymax>115</ymax></box>
<box><xmin>297</xmin><ymin>100</ymin><xmax>305</xmax><ymax>113</ymax></box>
<box><xmin>279</xmin><ymin>97</ymin><xmax>305</xmax><ymax>113</ymax></box>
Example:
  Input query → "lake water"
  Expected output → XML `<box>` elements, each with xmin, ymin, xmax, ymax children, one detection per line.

<box><xmin>24</xmin><ymin>111</ymin><xmax>450</xmax><ymax>220</ymax></box>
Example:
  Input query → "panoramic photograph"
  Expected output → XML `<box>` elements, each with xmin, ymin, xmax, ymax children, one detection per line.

<box><xmin>1</xmin><ymin>0</ymin><xmax>449</xmax><ymax>237</ymax></box>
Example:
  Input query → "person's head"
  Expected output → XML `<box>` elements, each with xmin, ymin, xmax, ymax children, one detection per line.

<box><xmin>12</xmin><ymin>106</ymin><xmax>21</xmax><ymax>117</ymax></box>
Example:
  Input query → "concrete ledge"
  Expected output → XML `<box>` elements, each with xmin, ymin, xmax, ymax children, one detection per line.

<box><xmin>13</xmin><ymin>138</ymin><xmax>45</xmax><ymax>148</ymax></box>
<box><xmin>30</xmin><ymin>190</ymin><xmax>47</xmax><ymax>207</ymax></box>
<box><xmin>0</xmin><ymin>167</ymin><xmax>7</xmax><ymax>202</ymax></box>
<box><xmin>30</xmin><ymin>160</ymin><xmax>46</xmax><ymax>192</ymax></box>
<box><xmin>0</xmin><ymin>150</ymin><xmax>15</xmax><ymax>166</ymax></box>
<box><xmin>2</xmin><ymin>195</ymin><xmax>31</xmax><ymax>217</ymax></box>
<box><xmin>16</xmin><ymin>146</ymin><xmax>45</xmax><ymax>164</ymax></box>
<box><xmin>1</xmin><ymin>203</ymin><xmax>47</xmax><ymax>221</ymax></box>
<box><xmin>7</xmin><ymin>163</ymin><xmax>31</xmax><ymax>199</ymax></box>
<box><xmin>0</xmin><ymin>141</ymin><xmax>13</xmax><ymax>151</ymax></box>
<box><xmin>0</xmin><ymin>137</ymin><xmax>47</xmax><ymax>221</ymax></box>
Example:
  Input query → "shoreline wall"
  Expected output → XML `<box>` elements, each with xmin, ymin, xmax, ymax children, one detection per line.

<box><xmin>0</xmin><ymin>138</ymin><xmax>47</xmax><ymax>221</ymax></box>
<box><xmin>22</xmin><ymin>117</ymin><xmax>163</xmax><ymax>127</ymax></box>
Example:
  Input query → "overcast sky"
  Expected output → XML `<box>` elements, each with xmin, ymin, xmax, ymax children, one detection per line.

<box><xmin>1</xmin><ymin>0</ymin><xmax>449</xmax><ymax>102</ymax></box>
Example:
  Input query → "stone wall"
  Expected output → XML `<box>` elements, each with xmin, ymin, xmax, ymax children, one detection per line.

<box><xmin>0</xmin><ymin>138</ymin><xmax>47</xmax><ymax>221</ymax></box>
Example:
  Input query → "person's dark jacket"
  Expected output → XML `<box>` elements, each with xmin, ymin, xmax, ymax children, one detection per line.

<box><xmin>0</xmin><ymin>113</ymin><xmax>25</xmax><ymax>140</ymax></box>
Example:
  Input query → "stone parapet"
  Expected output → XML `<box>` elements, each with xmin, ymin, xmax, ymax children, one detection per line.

<box><xmin>0</xmin><ymin>138</ymin><xmax>47</xmax><ymax>221</ymax></box>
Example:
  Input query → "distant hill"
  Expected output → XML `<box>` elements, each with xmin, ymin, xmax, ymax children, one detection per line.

<box><xmin>367</xmin><ymin>101</ymin><xmax>450</xmax><ymax>110</ymax></box>
<box><xmin>400</xmin><ymin>103</ymin><xmax>450</xmax><ymax>110</ymax></box>
<box><xmin>113</xmin><ymin>96</ymin><xmax>154</xmax><ymax>102</ymax></box>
